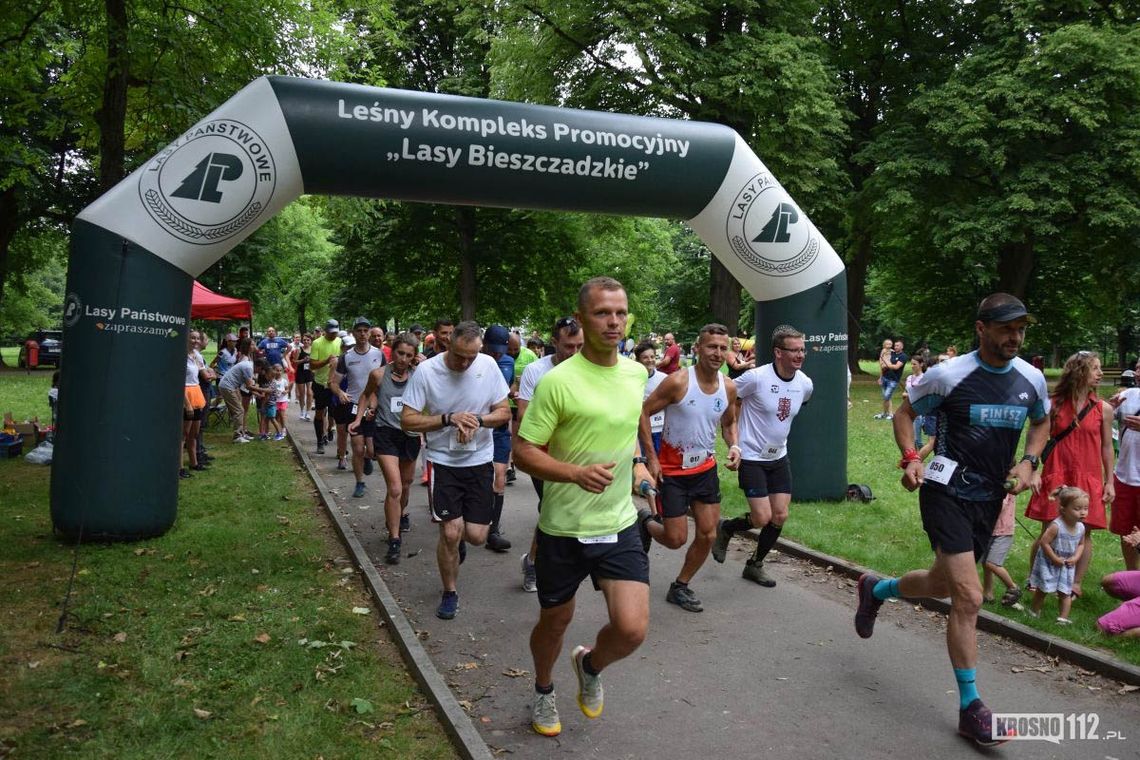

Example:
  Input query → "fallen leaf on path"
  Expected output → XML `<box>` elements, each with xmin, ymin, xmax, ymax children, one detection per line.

<box><xmin>457</xmin><ymin>700</ymin><xmax>474</xmax><ymax>713</ymax></box>
<box><xmin>1119</xmin><ymin>685</ymin><xmax>1139</xmax><ymax>695</ymax></box>
<box><xmin>454</xmin><ymin>662</ymin><xmax>479</xmax><ymax>671</ymax></box>
<box><xmin>502</xmin><ymin>668</ymin><xmax>529</xmax><ymax>678</ymax></box>
<box><xmin>351</xmin><ymin>698</ymin><xmax>374</xmax><ymax>714</ymax></box>
<box><xmin>254</xmin><ymin>632</ymin><xmax>271</xmax><ymax>644</ymax></box>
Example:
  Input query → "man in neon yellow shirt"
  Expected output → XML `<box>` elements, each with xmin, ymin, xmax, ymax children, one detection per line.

<box><xmin>515</xmin><ymin>277</ymin><xmax>653</xmax><ymax>738</ymax></box>
<box><xmin>308</xmin><ymin>320</ymin><xmax>342</xmax><ymax>455</ymax></box>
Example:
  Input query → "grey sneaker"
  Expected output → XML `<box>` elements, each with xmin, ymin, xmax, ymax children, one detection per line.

<box><xmin>854</xmin><ymin>573</ymin><xmax>884</xmax><ymax>639</ymax></box>
<box><xmin>712</xmin><ymin>519</ymin><xmax>731</xmax><ymax>564</ymax></box>
<box><xmin>521</xmin><ymin>553</ymin><xmax>537</xmax><ymax>593</ymax></box>
<box><xmin>531</xmin><ymin>690</ymin><xmax>561</xmax><ymax>737</ymax></box>
<box><xmin>666</xmin><ymin>582</ymin><xmax>703</xmax><ymax>612</ymax></box>
<box><xmin>571</xmin><ymin>645</ymin><xmax>603</xmax><ymax>718</ymax></box>
<box><xmin>742</xmin><ymin>559</ymin><xmax>776</xmax><ymax>587</ymax></box>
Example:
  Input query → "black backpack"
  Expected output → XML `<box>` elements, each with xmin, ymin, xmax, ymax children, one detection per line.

<box><xmin>846</xmin><ymin>483</ymin><xmax>874</xmax><ymax>503</ymax></box>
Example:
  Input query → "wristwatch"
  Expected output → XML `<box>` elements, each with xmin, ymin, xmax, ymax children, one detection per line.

<box><xmin>476</xmin><ymin>414</ymin><xmax>484</xmax><ymax>428</ymax></box>
<box><xmin>633</xmin><ymin>456</ymin><xmax>648</xmax><ymax>465</ymax></box>
<box><xmin>1019</xmin><ymin>453</ymin><xmax>1040</xmax><ymax>470</ymax></box>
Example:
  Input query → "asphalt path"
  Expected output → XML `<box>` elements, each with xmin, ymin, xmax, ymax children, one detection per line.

<box><xmin>291</xmin><ymin>413</ymin><xmax>1140</xmax><ymax>759</ymax></box>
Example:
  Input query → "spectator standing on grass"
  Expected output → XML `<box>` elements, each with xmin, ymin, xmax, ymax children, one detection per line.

<box><xmin>1098</xmin><ymin>527</ymin><xmax>1140</xmax><ymax>637</ymax></box>
<box><xmin>981</xmin><ymin>493</ymin><xmax>1021</xmax><ymax>607</ymax></box>
<box><xmin>726</xmin><ymin>336</ymin><xmax>754</xmax><ymax>379</ymax></box>
<box><xmin>875</xmin><ymin>339</ymin><xmax>906</xmax><ymax>420</ymax></box>
<box><xmin>902</xmin><ymin>351</ymin><xmax>929</xmax><ymax>447</ymax></box>
<box><xmin>181</xmin><ymin>330</ymin><xmax>209</xmax><ymax>477</ymax></box>
<box><xmin>1024</xmin><ymin>350</ymin><xmax>1114</xmax><ymax>598</ymax></box>
<box><xmin>1109</xmin><ymin>359</ymin><xmax>1140</xmax><ymax>570</ymax></box>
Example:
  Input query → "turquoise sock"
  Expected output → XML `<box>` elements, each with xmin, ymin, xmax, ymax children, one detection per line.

<box><xmin>872</xmin><ymin>578</ymin><xmax>900</xmax><ymax>601</ymax></box>
<box><xmin>955</xmin><ymin>668</ymin><xmax>979</xmax><ymax>709</ymax></box>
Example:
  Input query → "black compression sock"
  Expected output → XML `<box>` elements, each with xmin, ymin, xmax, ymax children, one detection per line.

<box><xmin>722</xmin><ymin>516</ymin><xmax>752</xmax><ymax>535</ymax></box>
<box><xmin>753</xmin><ymin>522</ymin><xmax>783</xmax><ymax>563</ymax></box>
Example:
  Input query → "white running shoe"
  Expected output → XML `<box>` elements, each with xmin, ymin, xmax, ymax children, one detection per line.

<box><xmin>571</xmin><ymin>645</ymin><xmax>603</xmax><ymax>718</ymax></box>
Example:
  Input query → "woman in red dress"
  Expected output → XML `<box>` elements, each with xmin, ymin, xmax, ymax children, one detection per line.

<box><xmin>1025</xmin><ymin>351</ymin><xmax>1115</xmax><ymax>597</ymax></box>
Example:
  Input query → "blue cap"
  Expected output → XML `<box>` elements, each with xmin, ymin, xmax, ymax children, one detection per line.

<box><xmin>484</xmin><ymin>324</ymin><xmax>510</xmax><ymax>353</ymax></box>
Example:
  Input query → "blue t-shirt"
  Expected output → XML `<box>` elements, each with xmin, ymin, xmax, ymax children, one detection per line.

<box><xmin>259</xmin><ymin>338</ymin><xmax>289</xmax><ymax>365</ymax></box>
<box><xmin>910</xmin><ymin>352</ymin><xmax>1049</xmax><ymax>500</ymax></box>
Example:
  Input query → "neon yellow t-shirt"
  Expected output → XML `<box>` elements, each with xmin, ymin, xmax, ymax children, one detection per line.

<box><xmin>309</xmin><ymin>336</ymin><xmax>342</xmax><ymax>385</ymax></box>
<box><xmin>518</xmin><ymin>352</ymin><xmax>647</xmax><ymax>537</ymax></box>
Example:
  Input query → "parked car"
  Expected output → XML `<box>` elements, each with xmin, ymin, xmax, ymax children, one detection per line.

<box><xmin>17</xmin><ymin>330</ymin><xmax>63</xmax><ymax>368</ymax></box>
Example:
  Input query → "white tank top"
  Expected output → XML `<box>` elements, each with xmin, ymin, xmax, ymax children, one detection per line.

<box><xmin>660</xmin><ymin>367</ymin><xmax>728</xmax><ymax>475</ymax></box>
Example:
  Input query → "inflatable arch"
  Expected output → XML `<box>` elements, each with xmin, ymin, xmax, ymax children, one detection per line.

<box><xmin>54</xmin><ymin>76</ymin><xmax>848</xmax><ymax>540</ymax></box>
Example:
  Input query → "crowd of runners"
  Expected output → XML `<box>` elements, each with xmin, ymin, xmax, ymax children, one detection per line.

<box><xmin>180</xmin><ymin>281</ymin><xmax>1140</xmax><ymax>748</ymax></box>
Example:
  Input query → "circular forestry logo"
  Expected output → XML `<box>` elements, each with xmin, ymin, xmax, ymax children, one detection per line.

<box><xmin>726</xmin><ymin>173</ymin><xmax>819</xmax><ymax>277</ymax></box>
<box><xmin>138</xmin><ymin>119</ymin><xmax>276</xmax><ymax>245</ymax></box>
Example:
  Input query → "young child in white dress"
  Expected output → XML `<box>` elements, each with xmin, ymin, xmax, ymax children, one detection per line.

<box><xmin>1027</xmin><ymin>486</ymin><xmax>1088</xmax><ymax>624</ymax></box>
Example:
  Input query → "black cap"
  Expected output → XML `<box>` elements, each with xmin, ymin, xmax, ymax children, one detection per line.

<box><xmin>352</xmin><ymin>316</ymin><xmax>371</xmax><ymax>329</ymax></box>
<box><xmin>484</xmin><ymin>324</ymin><xmax>510</xmax><ymax>353</ymax></box>
<box><xmin>324</xmin><ymin>319</ymin><xmax>339</xmax><ymax>331</ymax></box>
<box><xmin>976</xmin><ymin>296</ymin><xmax>1033</xmax><ymax>323</ymax></box>
<box><xmin>409</xmin><ymin>323</ymin><xmax>425</xmax><ymax>334</ymax></box>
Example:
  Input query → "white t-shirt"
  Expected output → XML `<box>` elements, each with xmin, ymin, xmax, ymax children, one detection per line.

<box><xmin>339</xmin><ymin>346</ymin><xmax>384</xmax><ymax>400</ymax></box>
<box><xmin>645</xmin><ymin>369</ymin><xmax>667</xmax><ymax>432</ymax></box>
<box><xmin>518</xmin><ymin>355</ymin><xmax>556</xmax><ymax>401</ymax></box>
<box><xmin>185</xmin><ymin>353</ymin><xmax>203</xmax><ymax>386</ymax></box>
<box><xmin>402</xmin><ymin>353</ymin><xmax>510</xmax><ymax>466</ymax></box>
<box><xmin>1115</xmin><ymin>388</ymin><xmax>1140</xmax><ymax>486</ymax></box>
<box><xmin>735</xmin><ymin>363</ymin><xmax>814</xmax><ymax>461</ymax></box>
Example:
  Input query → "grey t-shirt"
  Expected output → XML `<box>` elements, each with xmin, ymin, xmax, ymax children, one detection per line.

<box><xmin>219</xmin><ymin>359</ymin><xmax>254</xmax><ymax>391</ymax></box>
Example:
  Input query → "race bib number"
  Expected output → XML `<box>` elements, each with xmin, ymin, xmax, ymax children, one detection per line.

<box><xmin>924</xmin><ymin>455</ymin><xmax>958</xmax><ymax>486</ymax></box>
<box><xmin>350</xmin><ymin>403</ymin><xmax>358</xmax><ymax>416</ymax></box>
<box><xmin>390</xmin><ymin>396</ymin><xmax>404</xmax><ymax>414</ymax></box>
<box><xmin>578</xmin><ymin>534</ymin><xmax>618</xmax><ymax>545</ymax></box>
<box><xmin>681</xmin><ymin>446</ymin><xmax>708</xmax><ymax>470</ymax></box>
<box><xmin>650</xmin><ymin>411</ymin><xmax>665</xmax><ymax>430</ymax></box>
<box><xmin>449</xmin><ymin>429</ymin><xmax>476</xmax><ymax>452</ymax></box>
<box><xmin>766</xmin><ymin>446</ymin><xmax>780</xmax><ymax>457</ymax></box>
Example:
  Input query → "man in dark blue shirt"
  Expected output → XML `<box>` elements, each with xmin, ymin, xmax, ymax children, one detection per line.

<box><xmin>852</xmin><ymin>293</ymin><xmax>1050</xmax><ymax>747</ymax></box>
<box><xmin>484</xmin><ymin>324</ymin><xmax>516</xmax><ymax>553</ymax></box>
<box><xmin>258</xmin><ymin>326</ymin><xmax>290</xmax><ymax>368</ymax></box>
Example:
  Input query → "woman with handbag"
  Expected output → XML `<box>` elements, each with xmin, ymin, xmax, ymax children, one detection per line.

<box><xmin>1025</xmin><ymin>351</ymin><xmax>1115</xmax><ymax>597</ymax></box>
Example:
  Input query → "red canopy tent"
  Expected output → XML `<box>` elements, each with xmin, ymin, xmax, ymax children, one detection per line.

<box><xmin>191</xmin><ymin>281</ymin><xmax>252</xmax><ymax>322</ymax></box>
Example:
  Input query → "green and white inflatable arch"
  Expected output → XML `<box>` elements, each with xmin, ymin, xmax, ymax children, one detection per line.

<box><xmin>55</xmin><ymin>76</ymin><xmax>848</xmax><ymax>540</ymax></box>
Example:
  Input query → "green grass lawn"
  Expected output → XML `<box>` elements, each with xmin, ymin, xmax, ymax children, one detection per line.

<box><xmin>0</xmin><ymin>420</ymin><xmax>456</xmax><ymax>758</ymax></box>
<box><xmin>717</xmin><ymin>372</ymin><xmax>1140</xmax><ymax>666</ymax></box>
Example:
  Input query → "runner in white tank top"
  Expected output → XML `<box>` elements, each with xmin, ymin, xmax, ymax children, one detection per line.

<box><xmin>638</xmin><ymin>324</ymin><xmax>740</xmax><ymax>613</ymax></box>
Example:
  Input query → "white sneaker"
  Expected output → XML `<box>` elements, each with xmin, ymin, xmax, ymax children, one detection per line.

<box><xmin>571</xmin><ymin>645</ymin><xmax>603</xmax><ymax>718</ymax></box>
<box><xmin>233</xmin><ymin>434</ymin><xmax>249</xmax><ymax>444</ymax></box>
<box><xmin>531</xmin><ymin>690</ymin><xmax>561</xmax><ymax>737</ymax></box>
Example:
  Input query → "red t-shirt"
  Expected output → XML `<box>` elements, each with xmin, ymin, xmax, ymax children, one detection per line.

<box><xmin>659</xmin><ymin>344</ymin><xmax>681</xmax><ymax>374</ymax></box>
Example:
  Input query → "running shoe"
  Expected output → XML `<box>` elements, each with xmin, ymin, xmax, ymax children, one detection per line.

<box><xmin>274</xmin><ymin>432</ymin><xmax>286</xmax><ymax>441</ymax></box>
<box><xmin>571</xmin><ymin>645</ymin><xmax>603</xmax><ymax>718</ymax></box>
<box><xmin>742</xmin><ymin>559</ymin><xmax>776</xmax><ymax>587</ymax></box>
<box><xmin>352</xmin><ymin>482</ymin><xmax>366</xmax><ymax>498</ymax></box>
<box><xmin>400</xmin><ymin>513</ymin><xmax>411</xmax><ymax>533</ymax></box>
<box><xmin>385</xmin><ymin>538</ymin><xmax>401</xmax><ymax>565</ymax></box>
<box><xmin>316</xmin><ymin>440</ymin><xmax>325</xmax><ymax>454</ymax></box>
<box><xmin>666</xmin><ymin>582</ymin><xmax>703</xmax><ymax>612</ymax></box>
<box><xmin>363</xmin><ymin>458</ymin><xmax>373</xmax><ymax>476</ymax></box>
<box><xmin>258</xmin><ymin>434</ymin><xmax>269</xmax><ymax>441</ymax></box>
<box><xmin>854</xmin><ymin>573</ymin><xmax>884</xmax><ymax>639</ymax></box>
<box><xmin>1000</xmin><ymin>587</ymin><xmax>1022</xmax><ymax>607</ymax></box>
<box><xmin>531</xmin><ymin>690</ymin><xmax>560</xmax><ymax>737</ymax></box>
<box><xmin>958</xmin><ymin>699</ymin><xmax>1005</xmax><ymax>747</ymax></box>
<box><xmin>178</xmin><ymin>468</ymin><xmax>192</xmax><ymax>479</ymax></box>
<box><xmin>436</xmin><ymin>591</ymin><xmax>458</xmax><ymax>620</ymax></box>
<box><xmin>233</xmin><ymin>434</ymin><xmax>250</xmax><ymax>444</ymax></box>
<box><xmin>521</xmin><ymin>553</ymin><xmax>537</xmax><ymax>593</ymax></box>
<box><xmin>337</xmin><ymin>457</ymin><xmax>348</xmax><ymax>470</ymax></box>
<box><xmin>506</xmin><ymin>465</ymin><xmax>517</xmax><ymax>484</ymax></box>
<box><xmin>873</xmin><ymin>413</ymin><xmax>885</xmax><ymax>420</ymax></box>
<box><xmin>486</xmin><ymin>531</ymin><xmax>511</xmax><ymax>553</ymax></box>
<box><xmin>712</xmin><ymin>519</ymin><xmax>731</xmax><ymax>564</ymax></box>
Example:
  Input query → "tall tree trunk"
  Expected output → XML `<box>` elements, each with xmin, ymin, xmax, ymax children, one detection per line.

<box><xmin>297</xmin><ymin>302</ymin><xmax>307</xmax><ymax>335</ymax></box>
<box><xmin>1118</xmin><ymin>323</ymin><xmax>1135</xmax><ymax>369</ymax></box>
<box><xmin>0</xmin><ymin>187</ymin><xmax>19</xmax><ymax>359</ymax></box>
<box><xmin>845</xmin><ymin>225</ymin><xmax>874</xmax><ymax>375</ymax></box>
<box><xmin>455</xmin><ymin>207</ymin><xmax>477</xmax><ymax>321</ymax></box>
<box><xmin>995</xmin><ymin>236</ymin><xmax>1035</xmax><ymax>300</ymax></box>
<box><xmin>96</xmin><ymin>0</ymin><xmax>129</xmax><ymax>192</ymax></box>
<box><xmin>709</xmin><ymin>257</ymin><xmax>742</xmax><ymax>335</ymax></box>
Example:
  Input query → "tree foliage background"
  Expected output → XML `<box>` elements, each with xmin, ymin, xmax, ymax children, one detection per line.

<box><xmin>1</xmin><ymin>0</ymin><xmax>1136</xmax><ymax>364</ymax></box>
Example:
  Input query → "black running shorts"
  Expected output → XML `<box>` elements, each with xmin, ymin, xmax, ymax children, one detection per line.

<box><xmin>919</xmin><ymin>485</ymin><xmax>1003</xmax><ymax>562</ymax></box>
<box><xmin>373</xmin><ymin>424</ymin><xmax>421</xmax><ymax>461</ymax></box>
<box><xmin>312</xmin><ymin>381</ymin><xmax>332</xmax><ymax>411</ymax></box>
<box><xmin>535</xmin><ymin>523</ymin><xmax>649</xmax><ymax>609</ymax></box>
<box><xmin>660</xmin><ymin>467</ymin><xmax>722</xmax><ymax>518</ymax></box>
<box><xmin>738</xmin><ymin>457</ymin><xmax>792</xmax><ymax>499</ymax></box>
<box><xmin>429</xmin><ymin>462</ymin><xmax>494</xmax><ymax>524</ymax></box>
